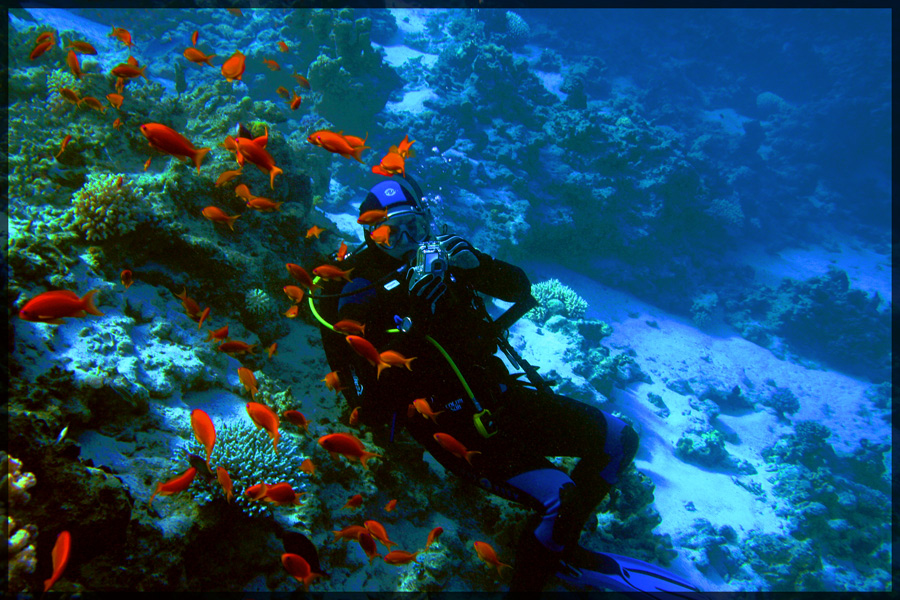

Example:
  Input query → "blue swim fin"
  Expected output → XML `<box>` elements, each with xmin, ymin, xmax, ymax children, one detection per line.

<box><xmin>556</xmin><ymin>546</ymin><xmax>711</xmax><ymax>600</ymax></box>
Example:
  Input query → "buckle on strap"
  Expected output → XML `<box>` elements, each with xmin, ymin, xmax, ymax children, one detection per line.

<box><xmin>473</xmin><ymin>408</ymin><xmax>497</xmax><ymax>438</ymax></box>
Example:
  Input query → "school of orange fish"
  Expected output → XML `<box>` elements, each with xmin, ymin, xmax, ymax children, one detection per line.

<box><xmin>20</xmin><ymin>13</ymin><xmax>509</xmax><ymax>592</ymax></box>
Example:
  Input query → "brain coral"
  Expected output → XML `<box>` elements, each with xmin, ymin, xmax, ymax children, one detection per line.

<box><xmin>185</xmin><ymin>420</ymin><xmax>309</xmax><ymax>519</ymax></box>
<box><xmin>67</xmin><ymin>173</ymin><xmax>143</xmax><ymax>241</ymax></box>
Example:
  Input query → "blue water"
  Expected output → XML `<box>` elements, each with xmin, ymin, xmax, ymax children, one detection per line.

<box><xmin>6</xmin><ymin>6</ymin><xmax>891</xmax><ymax>595</ymax></box>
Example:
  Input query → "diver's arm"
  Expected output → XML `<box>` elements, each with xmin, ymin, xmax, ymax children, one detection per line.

<box><xmin>457</xmin><ymin>249</ymin><xmax>533</xmax><ymax>303</ymax></box>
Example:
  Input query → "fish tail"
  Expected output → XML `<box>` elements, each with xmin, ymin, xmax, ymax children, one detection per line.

<box><xmin>139</xmin><ymin>65</ymin><xmax>148</xmax><ymax>79</ymax></box>
<box><xmin>81</xmin><ymin>289</ymin><xmax>104</xmax><ymax>317</ymax></box>
<box><xmin>351</xmin><ymin>145</ymin><xmax>368</xmax><ymax>163</ymax></box>
<box><xmin>205</xmin><ymin>54</ymin><xmax>216</xmax><ymax>67</ymax></box>
<box><xmin>193</xmin><ymin>147</ymin><xmax>211</xmax><ymax>175</ymax></box>
<box><xmin>269</xmin><ymin>165</ymin><xmax>283</xmax><ymax>190</ymax></box>
<box><xmin>360</xmin><ymin>451</ymin><xmax>382</xmax><ymax>470</ymax></box>
<box><xmin>226</xmin><ymin>214</ymin><xmax>240</xmax><ymax>232</ymax></box>
<box><xmin>376</xmin><ymin>362</ymin><xmax>389</xmax><ymax>380</ymax></box>
<box><xmin>465</xmin><ymin>450</ymin><xmax>482</xmax><ymax>466</ymax></box>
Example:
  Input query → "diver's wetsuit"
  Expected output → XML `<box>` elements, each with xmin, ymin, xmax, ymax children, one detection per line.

<box><xmin>318</xmin><ymin>244</ymin><xmax>638</xmax><ymax>590</ymax></box>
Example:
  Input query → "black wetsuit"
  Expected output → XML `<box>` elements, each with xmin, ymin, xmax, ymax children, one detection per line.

<box><xmin>317</xmin><ymin>243</ymin><xmax>638</xmax><ymax>590</ymax></box>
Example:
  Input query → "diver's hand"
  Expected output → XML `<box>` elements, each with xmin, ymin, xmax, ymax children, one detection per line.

<box><xmin>436</xmin><ymin>234</ymin><xmax>480</xmax><ymax>269</ymax></box>
<box><xmin>408</xmin><ymin>272</ymin><xmax>447</xmax><ymax>316</ymax></box>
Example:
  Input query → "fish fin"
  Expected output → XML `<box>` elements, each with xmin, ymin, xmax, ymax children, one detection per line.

<box><xmin>352</xmin><ymin>145</ymin><xmax>369</xmax><ymax>163</ymax></box>
<box><xmin>269</xmin><ymin>165</ymin><xmax>283</xmax><ymax>190</ymax></box>
<box><xmin>81</xmin><ymin>289</ymin><xmax>104</xmax><ymax>317</ymax></box>
<box><xmin>193</xmin><ymin>147</ymin><xmax>210</xmax><ymax>174</ymax></box>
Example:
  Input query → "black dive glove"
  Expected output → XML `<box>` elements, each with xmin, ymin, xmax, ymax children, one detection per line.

<box><xmin>436</xmin><ymin>234</ymin><xmax>480</xmax><ymax>269</ymax></box>
<box><xmin>405</xmin><ymin>270</ymin><xmax>447</xmax><ymax>335</ymax></box>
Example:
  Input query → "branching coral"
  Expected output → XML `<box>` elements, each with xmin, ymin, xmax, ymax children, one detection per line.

<box><xmin>245</xmin><ymin>288</ymin><xmax>277</xmax><ymax>317</ymax></box>
<box><xmin>526</xmin><ymin>278</ymin><xmax>588</xmax><ymax>323</ymax></box>
<box><xmin>66</xmin><ymin>173</ymin><xmax>144</xmax><ymax>242</ymax></box>
<box><xmin>185</xmin><ymin>421</ymin><xmax>309</xmax><ymax>519</ymax></box>
<box><xmin>4</xmin><ymin>454</ymin><xmax>39</xmax><ymax>595</ymax></box>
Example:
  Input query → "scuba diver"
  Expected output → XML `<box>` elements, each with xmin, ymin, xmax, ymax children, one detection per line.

<box><xmin>311</xmin><ymin>174</ymin><xmax>707</xmax><ymax>596</ymax></box>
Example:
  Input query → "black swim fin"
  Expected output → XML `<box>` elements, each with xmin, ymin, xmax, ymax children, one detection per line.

<box><xmin>556</xmin><ymin>546</ymin><xmax>712</xmax><ymax>600</ymax></box>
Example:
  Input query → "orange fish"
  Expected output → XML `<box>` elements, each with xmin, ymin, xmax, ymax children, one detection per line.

<box><xmin>238</xmin><ymin>367</ymin><xmax>258</xmax><ymax>400</ymax></box>
<box><xmin>411</xmin><ymin>398</ymin><xmax>443</xmax><ymax>424</ymax></box>
<box><xmin>221</xmin><ymin>135</ymin><xmax>238</xmax><ymax>155</ymax></box>
<box><xmin>384</xmin><ymin>550</ymin><xmax>419</xmax><ymax>565</ymax></box>
<box><xmin>299</xmin><ymin>458</ymin><xmax>315</xmax><ymax>476</ymax></box>
<box><xmin>282</xmin><ymin>410</ymin><xmax>310</xmax><ymax>433</ymax></box>
<box><xmin>283</xmin><ymin>285</ymin><xmax>305</xmax><ymax>304</ymax></box>
<box><xmin>246</xmin><ymin>196</ymin><xmax>284</xmax><ymax>212</ymax></box>
<box><xmin>42</xmin><ymin>530</ymin><xmax>71</xmax><ymax>594</ymax></box>
<box><xmin>336</xmin><ymin>241</ymin><xmax>349</xmax><ymax>261</ymax></box>
<box><xmin>285</xmin><ymin>264</ymin><xmax>321</xmax><ymax>291</ymax></box>
<box><xmin>221</xmin><ymin>50</ymin><xmax>246</xmax><ymax>82</ymax></box>
<box><xmin>234</xmin><ymin>183</ymin><xmax>254</xmax><ymax>201</ymax></box>
<box><xmin>206</xmin><ymin>324</ymin><xmax>229</xmax><ymax>343</ymax></box>
<box><xmin>312</xmin><ymin>265</ymin><xmax>352</xmax><ymax>282</ymax></box>
<box><xmin>18</xmin><ymin>289</ymin><xmax>103</xmax><ymax>324</ymax></box>
<box><xmin>348</xmin><ymin>406</ymin><xmax>360</xmax><ymax>427</ymax></box>
<box><xmin>395</xmin><ymin>134</ymin><xmax>416</xmax><ymax>158</ymax></box>
<box><xmin>358</xmin><ymin>532</ymin><xmax>381</xmax><ymax>564</ymax></box>
<box><xmin>216</xmin><ymin>466</ymin><xmax>233</xmax><ymax>502</ymax></box>
<box><xmin>115</xmin><ymin>76</ymin><xmax>125</xmax><ymax>94</ymax></box>
<box><xmin>345</xmin><ymin>336</ymin><xmax>389</xmax><ymax>371</ymax></box>
<box><xmin>111</xmin><ymin>63</ymin><xmax>148</xmax><ymax>81</ymax></box>
<box><xmin>364</xmin><ymin>520</ymin><xmax>398</xmax><ymax>551</ymax></box>
<box><xmin>262</xmin><ymin>58</ymin><xmax>281</xmax><ymax>71</ymax></box>
<box><xmin>109</xmin><ymin>26</ymin><xmax>135</xmax><ymax>47</ymax></box>
<box><xmin>384</xmin><ymin>498</ymin><xmax>397</xmax><ymax>512</ymax></box>
<box><xmin>127</xmin><ymin>55</ymin><xmax>139</xmax><ymax>67</ymax></box>
<box><xmin>282</xmin><ymin>553</ymin><xmax>321</xmax><ymax>592</ymax></box>
<box><xmin>58</xmin><ymin>87</ymin><xmax>81</xmax><ymax>105</ymax></box>
<box><xmin>234</xmin><ymin>136</ymin><xmax>283</xmax><ymax>190</ymax></box>
<box><xmin>65</xmin><ymin>39</ymin><xmax>97</xmax><ymax>55</ymax></box>
<box><xmin>290</xmin><ymin>92</ymin><xmax>302</xmax><ymax>111</ymax></box>
<box><xmin>106</xmin><ymin>93</ymin><xmax>124</xmax><ymax>109</ymax></box>
<box><xmin>474</xmin><ymin>541</ymin><xmax>513</xmax><ymax>576</ymax></box>
<box><xmin>425</xmin><ymin>526</ymin><xmax>443</xmax><ymax>548</ymax></box>
<box><xmin>79</xmin><ymin>96</ymin><xmax>106</xmax><ymax>113</ymax></box>
<box><xmin>318</xmin><ymin>432</ymin><xmax>381</xmax><ymax>470</ymax></box>
<box><xmin>30</xmin><ymin>40</ymin><xmax>54</xmax><ymax>60</ymax></box>
<box><xmin>149</xmin><ymin>467</ymin><xmax>197</xmax><ymax>508</ymax></box>
<box><xmin>120</xmin><ymin>269</ymin><xmax>133</xmax><ymax>289</ymax></box>
<box><xmin>375</xmin><ymin>150</ymin><xmax>407</xmax><ymax>178</ymax></box>
<box><xmin>245</xmin><ymin>483</ymin><xmax>269</xmax><ymax>500</ymax></box>
<box><xmin>227</xmin><ymin>8</ymin><xmax>243</xmax><ymax>16</ymax></box>
<box><xmin>278</xmin><ymin>41</ymin><xmax>289</xmax><ymax>53</ymax></box>
<box><xmin>342</xmin><ymin>493</ymin><xmax>363</xmax><ymax>510</ymax></box>
<box><xmin>261</xmin><ymin>482</ymin><xmax>305</xmax><ymax>506</ymax></box>
<box><xmin>197</xmin><ymin>306</ymin><xmax>210</xmax><ymax>330</ymax></box>
<box><xmin>66</xmin><ymin>49</ymin><xmax>85</xmax><ymax>80</ymax></box>
<box><xmin>247</xmin><ymin>402</ymin><xmax>280</xmax><ymax>453</ymax></box>
<box><xmin>357</xmin><ymin>208</ymin><xmax>388</xmax><ymax>225</ymax></box>
<box><xmin>113</xmin><ymin>118</ymin><xmax>124</xmax><ymax>130</ymax></box>
<box><xmin>35</xmin><ymin>31</ymin><xmax>55</xmax><ymax>45</ymax></box>
<box><xmin>191</xmin><ymin>30</ymin><xmax>199</xmax><ymax>47</ymax></box>
<box><xmin>143</xmin><ymin>157</ymin><xmax>151</xmax><ymax>171</ymax></box>
<box><xmin>141</xmin><ymin>123</ymin><xmax>211</xmax><ymax>175</ymax></box>
<box><xmin>291</xmin><ymin>72</ymin><xmax>311</xmax><ymax>89</ymax></box>
<box><xmin>306</xmin><ymin>225</ymin><xmax>325</xmax><ymax>239</ymax></box>
<box><xmin>267</xmin><ymin>342</ymin><xmax>278</xmax><ymax>358</ymax></box>
<box><xmin>377</xmin><ymin>350</ymin><xmax>416</xmax><ymax>379</ymax></box>
<box><xmin>218</xmin><ymin>340</ymin><xmax>257</xmax><ymax>354</ymax></box>
<box><xmin>55</xmin><ymin>134</ymin><xmax>72</xmax><ymax>159</ymax></box>
<box><xmin>369</xmin><ymin>224</ymin><xmax>392</xmax><ymax>247</ymax></box>
<box><xmin>307</xmin><ymin>130</ymin><xmax>367</xmax><ymax>162</ymax></box>
<box><xmin>215</xmin><ymin>169</ymin><xmax>242</xmax><ymax>186</ymax></box>
<box><xmin>333</xmin><ymin>525</ymin><xmax>368</xmax><ymax>543</ymax></box>
<box><xmin>201</xmin><ymin>206</ymin><xmax>240</xmax><ymax>231</ymax></box>
<box><xmin>183</xmin><ymin>47</ymin><xmax>216</xmax><ymax>67</ymax></box>
<box><xmin>174</xmin><ymin>287</ymin><xmax>202</xmax><ymax>319</ymax></box>
<box><xmin>276</xmin><ymin>86</ymin><xmax>290</xmax><ymax>99</ymax></box>
<box><xmin>283</xmin><ymin>305</ymin><xmax>299</xmax><ymax>319</ymax></box>
<box><xmin>190</xmin><ymin>408</ymin><xmax>216</xmax><ymax>465</ymax></box>
<box><xmin>321</xmin><ymin>371</ymin><xmax>346</xmax><ymax>394</ymax></box>
<box><xmin>434</xmin><ymin>433</ymin><xmax>481</xmax><ymax>466</ymax></box>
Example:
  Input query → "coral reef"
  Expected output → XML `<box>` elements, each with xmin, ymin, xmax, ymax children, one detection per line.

<box><xmin>526</xmin><ymin>278</ymin><xmax>589</xmax><ymax>323</ymax></box>
<box><xmin>66</xmin><ymin>173</ymin><xmax>146</xmax><ymax>241</ymax></box>
<box><xmin>5</xmin><ymin>454</ymin><xmax>39</xmax><ymax>596</ymax></box>
<box><xmin>185</xmin><ymin>421</ymin><xmax>310</xmax><ymax>519</ymax></box>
